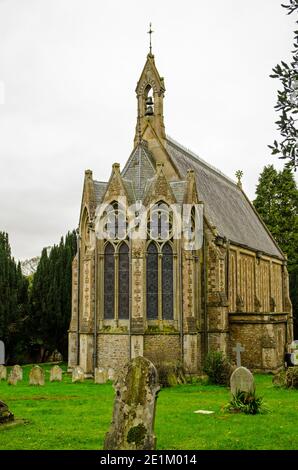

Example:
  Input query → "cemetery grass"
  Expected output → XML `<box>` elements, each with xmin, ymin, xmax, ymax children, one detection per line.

<box><xmin>0</xmin><ymin>364</ymin><xmax>298</xmax><ymax>450</ymax></box>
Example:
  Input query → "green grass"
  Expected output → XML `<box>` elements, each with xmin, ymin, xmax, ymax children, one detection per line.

<box><xmin>0</xmin><ymin>364</ymin><xmax>297</xmax><ymax>450</ymax></box>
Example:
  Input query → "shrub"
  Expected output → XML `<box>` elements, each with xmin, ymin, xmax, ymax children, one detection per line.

<box><xmin>203</xmin><ymin>351</ymin><xmax>232</xmax><ymax>386</ymax></box>
<box><xmin>273</xmin><ymin>367</ymin><xmax>298</xmax><ymax>389</ymax></box>
<box><xmin>226</xmin><ymin>390</ymin><xmax>266</xmax><ymax>415</ymax></box>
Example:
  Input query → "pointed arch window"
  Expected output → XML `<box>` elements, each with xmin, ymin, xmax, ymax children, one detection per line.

<box><xmin>146</xmin><ymin>242</ymin><xmax>158</xmax><ymax>319</ymax></box>
<box><xmin>146</xmin><ymin>241</ymin><xmax>174</xmax><ymax>321</ymax></box>
<box><xmin>104</xmin><ymin>241</ymin><xmax>130</xmax><ymax>321</ymax></box>
<box><xmin>104</xmin><ymin>243</ymin><xmax>115</xmax><ymax>319</ymax></box>
<box><xmin>118</xmin><ymin>243</ymin><xmax>129</xmax><ymax>319</ymax></box>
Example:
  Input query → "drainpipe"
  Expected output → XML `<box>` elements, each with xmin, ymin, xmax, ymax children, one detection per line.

<box><xmin>203</xmin><ymin>233</ymin><xmax>208</xmax><ymax>357</ymax></box>
<box><xmin>76</xmin><ymin>228</ymin><xmax>81</xmax><ymax>366</ymax></box>
<box><xmin>93</xmin><ymin>234</ymin><xmax>97</xmax><ymax>374</ymax></box>
<box><xmin>179</xmin><ymin>239</ymin><xmax>184</xmax><ymax>365</ymax></box>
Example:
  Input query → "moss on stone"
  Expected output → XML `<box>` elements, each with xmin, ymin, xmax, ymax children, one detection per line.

<box><xmin>127</xmin><ymin>423</ymin><xmax>147</xmax><ymax>446</ymax></box>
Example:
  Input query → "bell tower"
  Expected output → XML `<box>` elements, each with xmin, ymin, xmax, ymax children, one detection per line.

<box><xmin>134</xmin><ymin>26</ymin><xmax>166</xmax><ymax>146</ymax></box>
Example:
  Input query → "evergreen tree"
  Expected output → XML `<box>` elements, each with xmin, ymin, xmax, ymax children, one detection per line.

<box><xmin>29</xmin><ymin>230</ymin><xmax>77</xmax><ymax>361</ymax></box>
<box><xmin>269</xmin><ymin>0</ymin><xmax>298</xmax><ymax>167</ymax></box>
<box><xmin>254</xmin><ymin>165</ymin><xmax>298</xmax><ymax>336</ymax></box>
<box><xmin>0</xmin><ymin>232</ymin><xmax>29</xmax><ymax>363</ymax></box>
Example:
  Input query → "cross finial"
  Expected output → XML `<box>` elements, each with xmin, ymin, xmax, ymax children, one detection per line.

<box><xmin>148</xmin><ymin>23</ymin><xmax>154</xmax><ymax>55</ymax></box>
<box><xmin>235</xmin><ymin>170</ymin><xmax>243</xmax><ymax>188</ymax></box>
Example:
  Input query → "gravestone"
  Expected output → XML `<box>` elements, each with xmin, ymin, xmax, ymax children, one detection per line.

<box><xmin>49</xmin><ymin>350</ymin><xmax>63</xmax><ymax>363</ymax></box>
<box><xmin>11</xmin><ymin>365</ymin><xmax>23</xmax><ymax>382</ymax></box>
<box><xmin>72</xmin><ymin>366</ymin><xmax>85</xmax><ymax>383</ymax></box>
<box><xmin>0</xmin><ymin>340</ymin><xmax>4</xmax><ymax>365</ymax></box>
<box><xmin>104</xmin><ymin>356</ymin><xmax>160</xmax><ymax>450</ymax></box>
<box><xmin>7</xmin><ymin>371</ymin><xmax>18</xmax><ymax>385</ymax></box>
<box><xmin>230</xmin><ymin>366</ymin><xmax>255</xmax><ymax>396</ymax></box>
<box><xmin>0</xmin><ymin>365</ymin><xmax>7</xmax><ymax>381</ymax></box>
<box><xmin>0</xmin><ymin>401</ymin><xmax>14</xmax><ymax>424</ymax></box>
<box><xmin>29</xmin><ymin>365</ymin><xmax>45</xmax><ymax>386</ymax></box>
<box><xmin>50</xmin><ymin>365</ymin><xmax>63</xmax><ymax>382</ymax></box>
<box><xmin>94</xmin><ymin>367</ymin><xmax>108</xmax><ymax>384</ymax></box>
<box><xmin>108</xmin><ymin>368</ymin><xmax>115</xmax><ymax>381</ymax></box>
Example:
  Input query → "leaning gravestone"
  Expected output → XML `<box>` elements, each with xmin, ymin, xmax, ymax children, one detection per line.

<box><xmin>104</xmin><ymin>356</ymin><xmax>160</xmax><ymax>450</ymax></box>
<box><xmin>7</xmin><ymin>371</ymin><xmax>18</xmax><ymax>386</ymax></box>
<box><xmin>230</xmin><ymin>366</ymin><xmax>255</xmax><ymax>396</ymax></box>
<box><xmin>72</xmin><ymin>366</ymin><xmax>85</xmax><ymax>383</ymax></box>
<box><xmin>0</xmin><ymin>401</ymin><xmax>14</xmax><ymax>424</ymax></box>
<box><xmin>29</xmin><ymin>365</ymin><xmax>45</xmax><ymax>386</ymax></box>
<box><xmin>0</xmin><ymin>365</ymin><xmax>7</xmax><ymax>381</ymax></box>
<box><xmin>11</xmin><ymin>365</ymin><xmax>23</xmax><ymax>382</ymax></box>
<box><xmin>94</xmin><ymin>367</ymin><xmax>108</xmax><ymax>384</ymax></box>
<box><xmin>50</xmin><ymin>365</ymin><xmax>63</xmax><ymax>382</ymax></box>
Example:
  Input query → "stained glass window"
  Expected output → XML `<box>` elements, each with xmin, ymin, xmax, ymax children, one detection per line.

<box><xmin>104</xmin><ymin>243</ymin><xmax>115</xmax><ymax>319</ymax></box>
<box><xmin>146</xmin><ymin>242</ymin><xmax>158</xmax><ymax>319</ymax></box>
<box><xmin>162</xmin><ymin>243</ymin><xmax>174</xmax><ymax>319</ymax></box>
<box><xmin>118</xmin><ymin>243</ymin><xmax>129</xmax><ymax>319</ymax></box>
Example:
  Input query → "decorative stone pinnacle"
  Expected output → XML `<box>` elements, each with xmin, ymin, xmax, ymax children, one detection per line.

<box><xmin>112</xmin><ymin>163</ymin><xmax>120</xmax><ymax>172</ymax></box>
<box><xmin>85</xmin><ymin>169</ymin><xmax>93</xmax><ymax>178</ymax></box>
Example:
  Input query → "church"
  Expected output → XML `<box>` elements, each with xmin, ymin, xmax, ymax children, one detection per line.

<box><xmin>68</xmin><ymin>44</ymin><xmax>293</xmax><ymax>377</ymax></box>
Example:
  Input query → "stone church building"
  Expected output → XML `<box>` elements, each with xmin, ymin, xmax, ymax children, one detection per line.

<box><xmin>68</xmin><ymin>51</ymin><xmax>293</xmax><ymax>377</ymax></box>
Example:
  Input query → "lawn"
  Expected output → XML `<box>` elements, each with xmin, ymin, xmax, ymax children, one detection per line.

<box><xmin>0</xmin><ymin>363</ymin><xmax>297</xmax><ymax>450</ymax></box>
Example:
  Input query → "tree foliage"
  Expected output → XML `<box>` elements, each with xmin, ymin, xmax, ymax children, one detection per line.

<box><xmin>28</xmin><ymin>231</ymin><xmax>77</xmax><ymax>361</ymax></box>
<box><xmin>0</xmin><ymin>232</ymin><xmax>29</xmax><ymax>363</ymax></box>
<box><xmin>254</xmin><ymin>164</ymin><xmax>298</xmax><ymax>335</ymax></box>
<box><xmin>269</xmin><ymin>0</ymin><xmax>298</xmax><ymax>167</ymax></box>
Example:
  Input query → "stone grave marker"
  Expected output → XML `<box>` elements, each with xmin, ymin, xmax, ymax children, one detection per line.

<box><xmin>94</xmin><ymin>367</ymin><xmax>108</xmax><ymax>384</ymax></box>
<box><xmin>104</xmin><ymin>356</ymin><xmax>160</xmax><ymax>450</ymax></box>
<box><xmin>72</xmin><ymin>366</ymin><xmax>85</xmax><ymax>383</ymax></box>
<box><xmin>50</xmin><ymin>365</ymin><xmax>63</xmax><ymax>382</ymax></box>
<box><xmin>7</xmin><ymin>371</ymin><xmax>18</xmax><ymax>386</ymax></box>
<box><xmin>230</xmin><ymin>366</ymin><xmax>255</xmax><ymax>396</ymax></box>
<box><xmin>108</xmin><ymin>368</ymin><xmax>115</xmax><ymax>381</ymax></box>
<box><xmin>29</xmin><ymin>365</ymin><xmax>45</xmax><ymax>386</ymax></box>
<box><xmin>0</xmin><ymin>365</ymin><xmax>7</xmax><ymax>381</ymax></box>
<box><xmin>12</xmin><ymin>365</ymin><xmax>23</xmax><ymax>381</ymax></box>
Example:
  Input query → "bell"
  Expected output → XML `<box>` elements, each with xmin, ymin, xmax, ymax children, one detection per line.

<box><xmin>145</xmin><ymin>105</ymin><xmax>154</xmax><ymax>116</ymax></box>
<box><xmin>146</xmin><ymin>96</ymin><xmax>153</xmax><ymax>106</ymax></box>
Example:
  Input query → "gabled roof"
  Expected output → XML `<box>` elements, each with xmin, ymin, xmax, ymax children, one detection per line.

<box><xmin>121</xmin><ymin>143</ymin><xmax>156</xmax><ymax>201</ymax></box>
<box><xmin>94</xmin><ymin>181</ymin><xmax>108</xmax><ymax>205</ymax></box>
<box><xmin>166</xmin><ymin>137</ymin><xmax>284</xmax><ymax>259</ymax></box>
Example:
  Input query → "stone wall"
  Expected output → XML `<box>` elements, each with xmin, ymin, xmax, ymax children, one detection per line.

<box><xmin>229</xmin><ymin>313</ymin><xmax>287</xmax><ymax>371</ymax></box>
<box><xmin>144</xmin><ymin>334</ymin><xmax>181</xmax><ymax>364</ymax></box>
<box><xmin>97</xmin><ymin>334</ymin><xmax>130</xmax><ymax>371</ymax></box>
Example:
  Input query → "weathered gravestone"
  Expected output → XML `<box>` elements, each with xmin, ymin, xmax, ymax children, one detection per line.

<box><xmin>0</xmin><ymin>365</ymin><xmax>7</xmax><ymax>381</ymax></box>
<box><xmin>50</xmin><ymin>365</ymin><xmax>63</xmax><ymax>382</ymax></box>
<box><xmin>0</xmin><ymin>401</ymin><xmax>14</xmax><ymax>424</ymax></box>
<box><xmin>94</xmin><ymin>367</ymin><xmax>108</xmax><ymax>384</ymax></box>
<box><xmin>7</xmin><ymin>371</ymin><xmax>18</xmax><ymax>386</ymax></box>
<box><xmin>104</xmin><ymin>356</ymin><xmax>160</xmax><ymax>450</ymax></box>
<box><xmin>29</xmin><ymin>365</ymin><xmax>45</xmax><ymax>386</ymax></box>
<box><xmin>12</xmin><ymin>365</ymin><xmax>23</xmax><ymax>381</ymax></box>
<box><xmin>72</xmin><ymin>366</ymin><xmax>85</xmax><ymax>383</ymax></box>
<box><xmin>230</xmin><ymin>366</ymin><xmax>255</xmax><ymax>396</ymax></box>
<box><xmin>108</xmin><ymin>368</ymin><xmax>115</xmax><ymax>382</ymax></box>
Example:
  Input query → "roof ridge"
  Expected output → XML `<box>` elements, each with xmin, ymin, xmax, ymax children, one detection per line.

<box><xmin>166</xmin><ymin>135</ymin><xmax>238</xmax><ymax>188</ymax></box>
<box><xmin>93</xmin><ymin>180</ymin><xmax>107</xmax><ymax>185</ymax></box>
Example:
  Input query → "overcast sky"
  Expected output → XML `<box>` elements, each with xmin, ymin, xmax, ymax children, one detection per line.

<box><xmin>0</xmin><ymin>0</ymin><xmax>295</xmax><ymax>260</ymax></box>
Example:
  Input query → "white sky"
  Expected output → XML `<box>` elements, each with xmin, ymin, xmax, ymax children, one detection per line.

<box><xmin>0</xmin><ymin>0</ymin><xmax>295</xmax><ymax>260</ymax></box>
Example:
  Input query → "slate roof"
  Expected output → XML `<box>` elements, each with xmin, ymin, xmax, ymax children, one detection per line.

<box><xmin>94</xmin><ymin>181</ymin><xmax>107</xmax><ymax>204</ymax></box>
<box><xmin>166</xmin><ymin>137</ymin><xmax>283</xmax><ymax>259</ymax></box>
<box><xmin>122</xmin><ymin>143</ymin><xmax>156</xmax><ymax>201</ymax></box>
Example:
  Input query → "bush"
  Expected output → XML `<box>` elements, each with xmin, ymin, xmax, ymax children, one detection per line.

<box><xmin>273</xmin><ymin>367</ymin><xmax>298</xmax><ymax>389</ymax></box>
<box><xmin>226</xmin><ymin>390</ymin><xmax>265</xmax><ymax>415</ymax></box>
<box><xmin>203</xmin><ymin>351</ymin><xmax>232</xmax><ymax>386</ymax></box>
